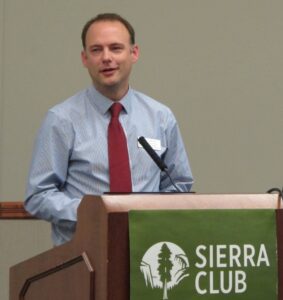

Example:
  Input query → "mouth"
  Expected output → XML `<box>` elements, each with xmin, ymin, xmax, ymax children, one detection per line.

<box><xmin>100</xmin><ymin>67</ymin><xmax>118</xmax><ymax>76</ymax></box>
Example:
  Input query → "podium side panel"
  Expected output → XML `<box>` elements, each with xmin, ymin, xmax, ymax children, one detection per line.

<box><xmin>18</xmin><ymin>254</ymin><xmax>94</xmax><ymax>300</ymax></box>
<box><xmin>277</xmin><ymin>210</ymin><xmax>283</xmax><ymax>300</ymax></box>
<box><xmin>107</xmin><ymin>212</ymin><xmax>129</xmax><ymax>300</ymax></box>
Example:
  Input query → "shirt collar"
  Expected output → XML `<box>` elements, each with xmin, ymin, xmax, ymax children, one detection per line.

<box><xmin>88</xmin><ymin>85</ymin><xmax>133</xmax><ymax>115</ymax></box>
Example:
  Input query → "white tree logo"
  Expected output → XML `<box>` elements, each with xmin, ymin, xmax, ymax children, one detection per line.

<box><xmin>140</xmin><ymin>242</ymin><xmax>189</xmax><ymax>300</ymax></box>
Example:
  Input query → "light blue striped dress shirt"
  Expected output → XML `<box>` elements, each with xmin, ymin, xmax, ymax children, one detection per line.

<box><xmin>25</xmin><ymin>86</ymin><xmax>193</xmax><ymax>245</ymax></box>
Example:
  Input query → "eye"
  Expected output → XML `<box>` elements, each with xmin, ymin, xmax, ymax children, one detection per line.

<box><xmin>90</xmin><ymin>47</ymin><xmax>102</xmax><ymax>54</ymax></box>
<box><xmin>111</xmin><ymin>45</ymin><xmax>124</xmax><ymax>52</ymax></box>
<box><xmin>89</xmin><ymin>45</ymin><xmax>102</xmax><ymax>55</ymax></box>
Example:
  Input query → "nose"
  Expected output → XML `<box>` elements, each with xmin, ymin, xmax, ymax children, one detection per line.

<box><xmin>102</xmin><ymin>49</ymin><xmax>112</xmax><ymax>62</ymax></box>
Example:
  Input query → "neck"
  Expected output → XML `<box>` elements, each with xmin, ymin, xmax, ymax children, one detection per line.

<box><xmin>94</xmin><ymin>84</ymin><xmax>129</xmax><ymax>101</ymax></box>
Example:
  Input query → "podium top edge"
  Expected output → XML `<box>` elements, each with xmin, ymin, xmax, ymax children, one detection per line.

<box><xmin>81</xmin><ymin>193</ymin><xmax>281</xmax><ymax>211</ymax></box>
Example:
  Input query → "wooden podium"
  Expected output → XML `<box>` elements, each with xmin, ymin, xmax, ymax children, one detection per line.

<box><xmin>10</xmin><ymin>194</ymin><xmax>283</xmax><ymax>300</ymax></box>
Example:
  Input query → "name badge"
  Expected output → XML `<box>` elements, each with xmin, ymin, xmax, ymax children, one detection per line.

<box><xmin>138</xmin><ymin>137</ymin><xmax>162</xmax><ymax>151</ymax></box>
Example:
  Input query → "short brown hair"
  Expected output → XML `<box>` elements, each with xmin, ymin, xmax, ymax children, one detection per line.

<box><xmin>81</xmin><ymin>13</ymin><xmax>135</xmax><ymax>49</ymax></box>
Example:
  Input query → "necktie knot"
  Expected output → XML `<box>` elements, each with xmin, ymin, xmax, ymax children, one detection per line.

<box><xmin>110</xmin><ymin>102</ymin><xmax>123</xmax><ymax>118</ymax></box>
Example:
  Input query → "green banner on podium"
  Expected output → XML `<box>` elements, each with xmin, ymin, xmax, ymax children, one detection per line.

<box><xmin>129</xmin><ymin>209</ymin><xmax>277</xmax><ymax>300</ymax></box>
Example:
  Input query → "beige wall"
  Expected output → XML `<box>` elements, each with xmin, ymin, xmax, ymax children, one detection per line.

<box><xmin>0</xmin><ymin>1</ymin><xmax>282</xmax><ymax>299</ymax></box>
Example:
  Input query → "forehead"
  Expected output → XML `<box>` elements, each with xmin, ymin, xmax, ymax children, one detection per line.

<box><xmin>85</xmin><ymin>21</ymin><xmax>131</xmax><ymax>46</ymax></box>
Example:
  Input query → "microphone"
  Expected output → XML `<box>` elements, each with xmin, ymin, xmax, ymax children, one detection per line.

<box><xmin>138</xmin><ymin>136</ymin><xmax>182</xmax><ymax>192</ymax></box>
<box><xmin>138</xmin><ymin>136</ymin><xmax>168</xmax><ymax>171</ymax></box>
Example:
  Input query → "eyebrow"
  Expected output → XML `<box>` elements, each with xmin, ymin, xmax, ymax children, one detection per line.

<box><xmin>89</xmin><ymin>42</ymin><xmax>125</xmax><ymax>48</ymax></box>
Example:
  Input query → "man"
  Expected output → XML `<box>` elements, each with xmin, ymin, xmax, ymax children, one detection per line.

<box><xmin>25</xmin><ymin>13</ymin><xmax>193</xmax><ymax>246</ymax></box>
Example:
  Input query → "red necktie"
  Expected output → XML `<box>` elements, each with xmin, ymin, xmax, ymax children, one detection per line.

<box><xmin>108</xmin><ymin>102</ymin><xmax>132</xmax><ymax>193</ymax></box>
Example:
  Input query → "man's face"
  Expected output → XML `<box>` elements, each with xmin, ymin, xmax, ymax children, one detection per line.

<box><xmin>81</xmin><ymin>21</ymin><xmax>139</xmax><ymax>99</ymax></box>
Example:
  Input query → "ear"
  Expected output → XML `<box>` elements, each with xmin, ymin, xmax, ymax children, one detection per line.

<box><xmin>131</xmin><ymin>44</ymin><xmax>139</xmax><ymax>63</ymax></box>
<box><xmin>81</xmin><ymin>50</ymin><xmax>88</xmax><ymax>67</ymax></box>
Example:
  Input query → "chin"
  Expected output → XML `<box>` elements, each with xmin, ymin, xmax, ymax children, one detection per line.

<box><xmin>103</xmin><ymin>80</ymin><xmax>120</xmax><ymax>87</ymax></box>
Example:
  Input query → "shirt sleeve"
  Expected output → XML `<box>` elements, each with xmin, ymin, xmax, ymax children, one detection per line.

<box><xmin>159</xmin><ymin>111</ymin><xmax>194</xmax><ymax>192</ymax></box>
<box><xmin>25</xmin><ymin>111</ymin><xmax>81</xmax><ymax>230</ymax></box>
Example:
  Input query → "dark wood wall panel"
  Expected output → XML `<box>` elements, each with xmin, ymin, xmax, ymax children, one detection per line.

<box><xmin>0</xmin><ymin>202</ymin><xmax>35</xmax><ymax>219</ymax></box>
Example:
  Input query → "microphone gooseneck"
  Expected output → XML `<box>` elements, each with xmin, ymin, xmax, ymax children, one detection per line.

<box><xmin>138</xmin><ymin>136</ymin><xmax>168</xmax><ymax>171</ymax></box>
<box><xmin>138</xmin><ymin>136</ymin><xmax>182</xmax><ymax>193</ymax></box>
